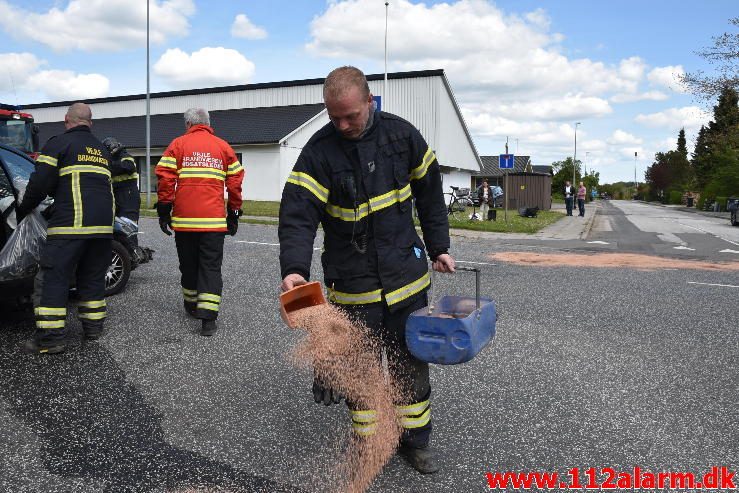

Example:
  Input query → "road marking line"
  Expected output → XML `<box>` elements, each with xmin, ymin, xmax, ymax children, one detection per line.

<box><xmin>678</xmin><ymin>222</ymin><xmax>739</xmax><ymax>246</ymax></box>
<box><xmin>235</xmin><ymin>241</ymin><xmax>279</xmax><ymax>246</ymax></box>
<box><xmin>457</xmin><ymin>260</ymin><xmax>496</xmax><ymax>266</ymax></box>
<box><xmin>688</xmin><ymin>281</ymin><xmax>739</xmax><ymax>288</ymax></box>
<box><xmin>673</xmin><ymin>246</ymin><xmax>696</xmax><ymax>251</ymax></box>
<box><xmin>587</xmin><ymin>241</ymin><xmax>609</xmax><ymax>244</ymax></box>
<box><xmin>719</xmin><ymin>249</ymin><xmax>739</xmax><ymax>254</ymax></box>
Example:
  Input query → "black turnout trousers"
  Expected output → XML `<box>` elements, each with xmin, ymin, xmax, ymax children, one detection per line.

<box><xmin>34</xmin><ymin>238</ymin><xmax>111</xmax><ymax>345</ymax></box>
<box><xmin>174</xmin><ymin>232</ymin><xmax>225</xmax><ymax>320</ymax></box>
<box><xmin>340</xmin><ymin>293</ymin><xmax>432</xmax><ymax>448</ymax></box>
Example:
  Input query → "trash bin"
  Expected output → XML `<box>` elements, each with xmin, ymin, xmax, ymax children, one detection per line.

<box><xmin>488</xmin><ymin>209</ymin><xmax>496</xmax><ymax>221</ymax></box>
<box><xmin>687</xmin><ymin>197</ymin><xmax>694</xmax><ymax>207</ymax></box>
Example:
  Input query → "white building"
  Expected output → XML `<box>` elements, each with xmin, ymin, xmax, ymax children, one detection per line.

<box><xmin>27</xmin><ymin>70</ymin><xmax>481</xmax><ymax>201</ymax></box>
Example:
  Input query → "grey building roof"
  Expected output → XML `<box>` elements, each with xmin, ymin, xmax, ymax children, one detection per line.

<box><xmin>532</xmin><ymin>164</ymin><xmax>553</xmax><ymax>175</ymax></box>
<box><xmin>477</xmin><ymin>155</ymin><xmax>532</xmax><ymax>177</ymax></box>
<box><xmin>35</xmin><ymin>103</ymin><xmax>326</xmax><ymax>149</ymax></box>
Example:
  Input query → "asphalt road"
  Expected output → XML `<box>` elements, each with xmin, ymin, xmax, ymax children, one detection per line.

<box><xmin>1</xmin><ymin>204</ymin><xmax>738</xmax><ymax>492</ymax></box>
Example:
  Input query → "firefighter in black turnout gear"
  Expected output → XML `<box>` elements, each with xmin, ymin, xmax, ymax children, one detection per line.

<box><xmin>278</xmin><ymin>66</ymin><xmax>455</xmax><ymax>474</ymax></box>
<box><xmin>16</xmin><ymin>103</ymin><xmax>114</xmax><ymax>354</ymax></box>
<box><xmin>102</xmin><ymin>136</ymin><xmax>140</xmax><ymax>221</ymax></box>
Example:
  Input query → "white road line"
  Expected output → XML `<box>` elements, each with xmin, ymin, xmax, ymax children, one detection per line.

<box><xmin>457</xmin><ymin>260</ymin><xmax>496</xmax><ymax>266</ymax></box>
<box><xmin>688</xmin><ymin>281</ymin><xmax>739</xmax><ymax>288</ymax></box>
<box><xmin>235</xmin><ymin>241</ymin><xmax>279</xmax><ymax>246</ymax></box>
<box><xmin>719</xmin><ymin>249</ymin><xmax>739</xmax><ymax>254</ymax></box>
<box><xmin>678</xmin><ymin>222</ymin><xmax>739</xmax><ymax>247</ymax></box>
<box><xmin>587</xmin><ymin>240</ymin><xmax>609</xmax><ymax>244</ymax></box>
<box><xmin>673</xmin><ymin>246</ymin><xmax>696</xmax><ymax>251</ymax></box>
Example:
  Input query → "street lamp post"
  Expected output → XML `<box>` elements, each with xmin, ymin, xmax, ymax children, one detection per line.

<box><xmin>634</xmin><ymin>151</ymin><xmax>638</xmax><ymax>199</ymax></box>
<box><xmin>145</xmin><ymin>0</ymin><xmax>151</xmax><ymax>208</ymax></box>
<box><xmin>384</xmin><ymin>2</ymin><xmax>389</xmax><ymax>110</ymax></box>
<box><xmin>573</xmin><ymin>122</ymin><xmax>581</xmax><ymax>188</ymax></box>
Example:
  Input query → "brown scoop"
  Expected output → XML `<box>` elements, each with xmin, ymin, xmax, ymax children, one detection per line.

<box><xmin>279</xmin><ymin>281</ymin><xmax>327</xmax><ymax>328</ymax></box>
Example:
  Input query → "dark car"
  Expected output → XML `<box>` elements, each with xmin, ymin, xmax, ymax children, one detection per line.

<box><xmin>0</xmin><ymin>143</ymin><xmax>151</xmax><ymax>306</ymax></box>
<box><xmin>729</xmin><ymin>197</ymin><xmax>738</xmax><ymax>227</ymax></box>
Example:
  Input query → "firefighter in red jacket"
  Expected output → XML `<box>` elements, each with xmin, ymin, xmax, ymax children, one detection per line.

<box><xmin>155</xmin><ymin>108</ymin><xmax>244</xmax><ymax>336</ymax></box>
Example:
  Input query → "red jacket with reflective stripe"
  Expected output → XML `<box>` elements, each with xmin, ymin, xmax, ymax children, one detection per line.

<box><xmin>156</xmin><ymin>124</ymin><xmax>244</xmax><ymax>232</ymax></box>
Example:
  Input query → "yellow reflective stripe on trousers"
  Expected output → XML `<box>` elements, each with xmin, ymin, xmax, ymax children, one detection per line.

<box><xmin>328</xmin><ymin>287</ymin><xmax>382</xmax><ymax>305</ymax></box>
<box><xmin>35</xmin><ymin>307</ymin><xmax>67</xmax><ymax>316</ymax></box>
<box><xmin>182</xmin><ymin>287</ymin><xmax>197</xmax><ymax>302</ymax></box>
<box><xmin>79</xmin><ymin>312</ymin><xmax>106</xmax><ymax>320</ymax></box>
<box><xmin>178</xmin><ymin>167</ymin><xmax>226</xmax><ymax>180</ymax></box>
<box><xmin>171</xmin><ymin>217</ymin><xmax>227</xmax><ymax>229</ymax></box>
<box><xmin>398</xmin><ymin>408</ymin><xmax>431</xmax><ymax>429</ymax></box>
<box><xmin>197</xmin><ymin>301</ymin><xmax>220</xmax><ymax>312</ymax></box>
<box><xmin>197</xmin><ymin>293</ymin><xmax>221</xmax><ymax>303</ymax></box>
<box><xmin>350</xmin><ymin>409</ymin><xmax>378</xmax><ymax>423</ymax></box>
<box><xmin>351</xmin><ymin>409</ymin><xmax>378</xmax><ymax>436</ymax></box>
<box><xmin>48</xmin><ymin>226</ymin><xmax>114</xmax><ymax>235</ymax></box>
<box><xmin>79</xmin><ymin>300</ymin><xmax>106</xmax><ymax>309</ymax></box>
<box><xmin>287</xmin><ymin>171</ymin><xmax>329</xmax><ymax>203</ymax></box>
<box><xmin>227</xmin><ymin>161</ymin><xmax>243</xmax><ymax>175</ymax></box>
<box><xmin>395</xmin><ymin>399</ymin><xmax>430</xmax><ymax>416</ymax></box>
<box><xmin>36</xmin><ymin>154</ymin><xmax>58</xmax><ymax>167</ymax></box>
<box><xmin>36</xmin><ymin>320</ymin><xmax>65</xmax><ymax>329</ymax></box>
<box><xmin>157</xmin><ymin>156</ymin><xmax>178</xmax><ymax>169</ymax></box>
<box><xmin>385</xmin><ymin>272</ymin><xmax>430</xmax><ymax>307</ymax></box>
<box><xmin>325</xmin><ymin>185</ymin><xmax>412</xmax><ymax>222</ymax></box>
<box><xmin>352</xmin><ymin>422</ymin><xmax>378</xmax><ymax>436</ymax></box>
<box><xmin>112</xmin><ymin>173</ymin><xmax>139</xmax><ymax>183</ymax></box>
<box><xmin>59</xmin><ymin>165</ymin><xmax>112</xmax><ymax>178</ymax></box>
<box><xmin>410</xmin><ymin>147</ymin><xmax>435</xmax><ymax>181</ymax></box>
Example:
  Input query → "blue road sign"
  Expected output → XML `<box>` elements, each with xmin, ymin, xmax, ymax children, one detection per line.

<box><xmin>373</xmin><ymin>95</ymin><xmax>382</xmax><ymax>111</ymax></box>
<box><xmin>499</xmin><ymin>154</ymin><xmax>515</xmax><ymax>169</ymax></box>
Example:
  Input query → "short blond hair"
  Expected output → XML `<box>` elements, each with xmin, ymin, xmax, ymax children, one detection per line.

<box><xmin>323</xmin><ymin>66</ymin><xmax>370</xmax><ymax>101</ymax></box>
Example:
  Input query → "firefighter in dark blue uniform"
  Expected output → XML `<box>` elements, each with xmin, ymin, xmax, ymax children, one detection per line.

<box><xmin>102</xmin><ymin>136</ymin><xmax>140</xmax><ymax>223</ymax></box>
<box><xmin>16</xmin><ymin>103</ymin><xmax>114</xmax><ymax>354</ymax></box>
<box><xmin>278</xmin><ymin>66</ymin><xmax>455</xmax><ymax>474</ymax></box>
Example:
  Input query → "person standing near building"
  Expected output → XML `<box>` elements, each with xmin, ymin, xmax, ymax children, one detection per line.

<box><xmin>155</xmin><ymin>108</ymin><xmax>244</xmax><ymax>336</ymax></box>
<box><xmin>563</xmin><ymin>180</ymin><xmax>575</xmax><ymax>216</ymax></box>
<box><xmin>278</xmin><ymin>66</ymin><xmax>455</xmax><ymax>474</ymax></box>
<box><xmin>577</xmin><ymin>181</ymin><xmax>587</xmax><ymax>217</ymax></box>
<box><xmin>102</xmin><ymin>137</ymin><xmax>140</xmax><ymax>222</ymax></box>
<box><xmin>15</xmin><ymin>102</ymin><xmax>114</xmax><ymax>354</ymax></box>
<box><xmin>476</xmin><ymin>179</ymin><xmax>492</xmax><ymax>220</ymax></box>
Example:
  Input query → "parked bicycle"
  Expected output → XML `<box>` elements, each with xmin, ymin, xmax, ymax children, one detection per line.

<box><xmin>445</xmin><ymin>186</ymin><xmax>480</xmax><ymax>221</ymax></box>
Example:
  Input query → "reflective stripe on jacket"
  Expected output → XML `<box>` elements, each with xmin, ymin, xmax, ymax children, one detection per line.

<box><xmin>155</xmin><ymin>124</ymin><xmax>244</xmax><ymax>232</ymax></box>
<box><xmin>278</xmin><ymin>111</ymin><xmax>449</xmax><ymax>312</ymax></box>
<box><xmin>20</xmin><ymin>125</ymin><xmax>114</xmax><ymax>239</ymax></box>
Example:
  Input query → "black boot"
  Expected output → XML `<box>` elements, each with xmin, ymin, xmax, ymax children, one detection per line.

<box><xmin>398</xmin><ymin>445</ymin><xmax>440</xmax><ymax>474</ymax></box>
<box><xmin>184</xmin><ymin>301</ymin><xmax>197</xmax><ymax>318</ymax></box>
<box><xmin>201</xmin><ymin>319</ymin><xmax>217</xmax><ymax>337</ymax></box>
<box><xmin>82</xmin><ymin>321</ymin><xmax>104</xmax><ymax>340</ymax></box>
<box><xmin>24</xmin><ymin>339</ymin><xmax>66</xmax><ymax>355</ymax></box>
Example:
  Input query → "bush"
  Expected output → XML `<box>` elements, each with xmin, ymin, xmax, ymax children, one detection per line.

<box><xmin>716</xmin><ymin>196</ymin><xmax>728</xmax><ymax>211</ymax></box>
<box><xmin>668</xmin><ymin>190</ymin><xmax>683</xmax><ymax>205</ymax></box>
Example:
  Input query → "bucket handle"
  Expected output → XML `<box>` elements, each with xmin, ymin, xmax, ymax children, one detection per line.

<box><xmin>428</xmin><ymin>265</ymin><xmax>481</xmax><ymax>316</ymax></box>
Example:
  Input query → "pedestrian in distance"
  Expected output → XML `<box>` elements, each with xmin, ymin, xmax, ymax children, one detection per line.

<box><xmin>577</xmin><ymin>181</ymin><xmax>587</xmax><ymax>217</ymax></box>
<box><xmin>563</xmin><ymin>180</ymin><xmax>575</xmax><ymax>216</ymax></box>
<box><xmin>15</xmin><ymin>103</ymin><xmax>114</xmax><ymax>354</ymax></box>
<box><xmin>476</xmin><ymin>178</ymin><xmax>493</xmax><ymax>220</ymax></box>
<box><xmin>155</xmin><ymin>108</ymin><xmax>244</xmax><ymax>336</ymax></box>
<box><xmin>278</xmin><ymin>66</ymin><xmax>455</xmax><ymax>474</ymax></box>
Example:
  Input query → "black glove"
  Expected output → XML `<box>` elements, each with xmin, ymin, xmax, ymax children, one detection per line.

<box><xmin>226</xmin><ymin>209</ymin><xmax>241</xmax><ymax>236</ymax></box>
<box><xmin>40</xmin><ymin>203</ymin><xmax>55</xmax><ymax>221</ymax></box>
<box><xmin>312</xmin><ymin>376</ymin><xmax>343</xmax><ymax>406</ymax></box>
<box><xmin>156</xmin><ymin>202</ymin><xmax>173</xmax><ymax>236</ymax></box>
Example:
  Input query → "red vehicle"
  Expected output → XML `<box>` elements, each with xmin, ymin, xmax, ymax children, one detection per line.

<box><xmin>0</xmin><ymin>103</ymin><xmax>39</xmax><ymax>159</ymax></box>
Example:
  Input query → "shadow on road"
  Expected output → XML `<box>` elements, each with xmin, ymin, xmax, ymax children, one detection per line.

<box><xmin>0</xmin><ymin>317</ymin><xmax>303</xmax><ymax>493</ymax></box>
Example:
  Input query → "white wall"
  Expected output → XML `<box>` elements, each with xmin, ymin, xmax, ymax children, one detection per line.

<box><xmin>440</xmin><ymin>169</ymin><xmax>474</xmax><ymax>193</ymax></box>
<box><xmin>236</xmin><ymin>145</ymin><xmax>281</xmax><ymax>201</ymax></box>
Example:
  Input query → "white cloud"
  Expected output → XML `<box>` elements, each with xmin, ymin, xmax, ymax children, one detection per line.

<box><xmin>607</xmin><ymin>130</ymin><xmax>643</xmax><ymax>146</ymax></box>
<box><xmin>231</xmin><ymin>13</ymin><xmax>267</xmax><ymax>39</ymax></box>
<box><xmin>647</xmin><ymin>65</ymin><xmax>687</xmax><ymax>93</ymax></box>
<box><xmin>0</xmin><ymin>51</ymin><xmax>109</xmax><ymax>101</ymax></box>
<box><xmin>610</xmin><ymin>91</ymin><xmax>669</xmax><ymax>103</ymax></box>
<box><xmin>0</xmin><ymin>0</ymin><xmax>195</xmax><ymax>52</ymax></box>
<box><xmin>634</xmin><ymin>106</ymin><xmax>710</xmax><ymax>132</ymax></box>
<box><xmin>153</xmin><ymin>47</ymin><xmax>256</xmax><ymax>89</ymax></box>
<box><xmin>487</xmin><ymin>95</ymin><xmax>612</xmax><ymax>122</ymax></box>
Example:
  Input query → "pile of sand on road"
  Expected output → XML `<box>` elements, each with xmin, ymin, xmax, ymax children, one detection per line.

<box><xmin>490</xmin><ymin>252</ymin><xmax>739</xmax><ymax>271</ymax></box>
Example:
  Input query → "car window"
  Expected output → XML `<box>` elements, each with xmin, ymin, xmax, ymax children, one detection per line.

<box><xmin>0</xmin><ymin>147</ymin><xmax>34</xmax><ymax>183</ymax></box>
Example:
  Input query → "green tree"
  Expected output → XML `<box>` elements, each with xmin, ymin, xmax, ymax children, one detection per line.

<box><xmin>677</xmin><ymin>128</ymin><xmax>688</xmax><ymax>158</ymax></box>
<box><xmin>691</xmin><ymin>125</ymin><xmax>712</xmax><ymax>189</ymax></box>
<box><xmin>550</xmin><ymin>157</ymin><xmax>581</xmax><ymax>196</ymax></box>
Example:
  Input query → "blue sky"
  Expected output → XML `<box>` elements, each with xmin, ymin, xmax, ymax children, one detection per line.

<box><xmin>0</xmin><ymin>0</ymin><xmax>735</xmax><ymax>183</ymax></box>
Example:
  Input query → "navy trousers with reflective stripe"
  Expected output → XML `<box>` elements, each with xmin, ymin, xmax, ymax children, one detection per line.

<box><xmin>174</xmin><ymin>232</ymin><xmax>224</xmax><ymax>320</ymax></box>
<box><xmin>341</xmin><ymin>293</ymin><xmax>432</xmax><ymax>448</ymax></box>
<box><xmin>113</xmin><ymin>181</ymin><xmax>141</xmax><ymax>223</ymax></box>
<box><xmin>35</xmin><ymin>238</ymin><xmax>110</xmax><ymax>345</ymax></box>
